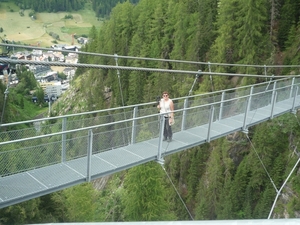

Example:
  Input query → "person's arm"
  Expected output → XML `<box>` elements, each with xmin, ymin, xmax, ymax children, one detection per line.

<box><xmin>157</xmin><ymin>101</ymin><xmax>161</xmax><ymax>110</ymax></box>
<box><xmin>156</xmin><ymin>96</ymin><xmax>161</xmax><ymax>110</ymax></box>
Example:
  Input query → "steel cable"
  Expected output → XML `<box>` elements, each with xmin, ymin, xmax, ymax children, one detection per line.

<box><xmin>1</xmin><ymin>43</ymin><xmax>300</xmax><ymax>69</ymax></box>
<box><xmin>246</xmin><ymin>134</ymin><xmax>279</xmax><ymax>193</ymax></box>
<box><xmin>161</xmin><ymin>165</ymin><xmax>194</xmax><ymax>220</ymax></box>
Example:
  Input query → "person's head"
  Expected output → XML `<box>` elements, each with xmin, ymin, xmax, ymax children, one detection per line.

<box><xmin>162</xmin><ymin>91</ymin><xmax>169</xmax><ymax>99</ymax></box>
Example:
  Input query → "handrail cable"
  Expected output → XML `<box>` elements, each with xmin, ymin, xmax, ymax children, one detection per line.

<box><xmin>0</xmin><ymin>76</ymin><xmax>289</xmax><ymax>128</ymax></box>
<box><xmin>1</xmin><ymin>43</ymin><xmax>300</xmax><ymax>68</ymax></box>
<box><xmin>0</xmin><ymin>86</ymin><xmax>295</xmax><ymax>146</ymax></box>
<box><xmin>0</xmin><ymin>58</ymin><xmax>296</xmax><ymax>79</ymax></box>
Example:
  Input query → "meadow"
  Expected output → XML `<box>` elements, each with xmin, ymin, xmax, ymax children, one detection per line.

<box><xmin>0</xmin><ymin>1</ymin><xmax>102</xmax><ymax>47</ymax></box>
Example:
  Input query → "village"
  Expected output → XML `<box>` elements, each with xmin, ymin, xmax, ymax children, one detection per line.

<box><xmin>0</xmin><ymin>41</ymin><xmax>87</xmax><ymax>102</ymax></box>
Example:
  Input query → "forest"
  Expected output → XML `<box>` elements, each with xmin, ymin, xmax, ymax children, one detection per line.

<box><xmin>12</xmin><ymin>0</ymin><xmax>140</xmax><ymax>15</ymax></box>
<box><xmin>92</xmin><ymin>0</ymin><xmax>140</xmax><ymax>18</ymax></box>
<box><xmin>13</xmin><ymin>0</ymin><xmax>85</xmax><ymax>12</ymax></box>
<box><xmin>0</xmin><ymin>0</ymin><xmax>300</xmax><ymax>224</ymax></box>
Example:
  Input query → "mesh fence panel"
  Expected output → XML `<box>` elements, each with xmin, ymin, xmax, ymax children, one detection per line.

<box><xmin>0</xmin><ymin>120</ymin><xmax>63</xmax><ymax>142</ymax></box>
<box><xmin>0</xmin><ymin>139</ymin><xmax>62</xmax><ymax>176</ymax></box>
<box><xmin>251</xmin><ymin>91</ymin><xmax>273</xmax><ymax>111</ymax></box>
<box><xmin>65</xmin><ymin>135</ymin><xmax>89</xmax><ymax>160</ymax></box>
<box><xmin>1</xmin><ymin>76</ymin><xmax>300</xmax><ymax>178</ymax></box>
<box><xmin>221</xmin><ymin>98</ymin><xmax>247</xmax><ymax>120</ymax></box>
<box><xmin>184</xmin><ymin>106</ymin><xmax>211</xmax><ymax>130</ymax></box>
<box><xmin>277</xmin><ymin>87</ymin><xmax>292</xmax><ymax>102</ymax></box>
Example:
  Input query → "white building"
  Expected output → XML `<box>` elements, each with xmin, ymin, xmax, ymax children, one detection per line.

<box><xmin>63</xmin><ymin>67</ymin><xmax>76</xmax><ymax>80</ymax></box>
<box><xmin>40</xmin><ymin>81</ymin><xmax>62</xmax><ymax>99</ymax></box>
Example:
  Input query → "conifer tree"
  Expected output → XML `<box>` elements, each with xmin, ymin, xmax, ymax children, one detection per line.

<box><xmin>195</xmin><ymin>141</ymin><xmax>226</xmax><ymax>219</ymax></box>
<box><xmin>0</xmin><ymin>198</ymin><xmax>42</xmax><ymax>224</ymax></box>
<box><xmin>277</xmin><ymin>0</ymin><xmax>300</xmax><ymax>50</ymax></box>
<box><xmin>235</xmin><ymin>0</ymin><xmax>269</xmax><ymax>68</ymax></box>
<box><xmin>282</xmin><ymin>22</ymin><xmax>300</xmax><ymax>72</ymax></box>
<box><xmin>122</xmin><ymin>162</ymin><xmax>176</xmax><ymax>221</ymax></box>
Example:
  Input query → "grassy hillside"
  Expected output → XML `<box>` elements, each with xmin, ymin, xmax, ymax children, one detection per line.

<box><xmin>0</xmin><ymin>1</ymin><xmax>102</xmax><ymax>47</ymax></box>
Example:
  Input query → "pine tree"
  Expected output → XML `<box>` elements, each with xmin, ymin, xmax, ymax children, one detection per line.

<box><xmin>277</xmin><ymin>0</ymin><xmax>300</xmax><ymax>50</ymax></box>
<box><xmin>282</xmin><ymin>21</ymin><xmax>300</xmax><ymax>73</ymax></box>
<box><xmin>122</xmin><ymin>162</ymin><xmax>176</xmax><ymax>221</ymax></box>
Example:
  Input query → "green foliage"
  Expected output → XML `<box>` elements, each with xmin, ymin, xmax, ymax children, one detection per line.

<box><xmin>186</xmin><ymin>145</ymin><xmax>210</xmax><ymax>202</ymax></box>
<box><xmin>122</xmin><ymin>162</ymin><xmax>176</xmax><ymax>221</ymax></box>
<box><xmin>0</xmin><ymin>198</ymin><xmax>41</xmax><ymax>225</ymax></box>
<box><xmin>52</xmin><ymin>183</ymin><xmax>99</xmax><ymax>222</ymax></box>
<box><xmin>14</xmin><ymin>67</ymin><xmax>37</xmax><ymax>95</ymax></box>
<box><xmin>91</xmin><ymin>0</ymin><xmax>140</xmax><ymax>18</ymax></box>
<box><xmin>194</xmin><ymin>139</ymin><xmax>232</xmax><ymax>219</ymax></box>
<box><xmin>282</xmin><ymin>21</ymin><xmax>300</xmax><ymax>74</ymax></box>
<box><xmin>14</xmin><ymin>0</ymin><xmax>85</xmax><ymax>12</ymax></box>
<box><xmin>64</xmin><ymin>14</ymin><xmax>73</xmax><ymax>19</ymax></box>
<box><xmin>57</xmin><ymin>72</ymin><xmax>67</xmax><ymax>80</ymax></box>
<box><xmin>28</xmin><ymin>10</ymin><xmax>35</xmax><ymax>19</ymax></box>
<box><xmin>2</xmin><ymin>0</ymin><xmax>300</xmax><ymax>223</ymax></box>
<box><xmin>277</xmin><ymin>0</ymin><xmax>300</xmax><ymax>50</ymax></box>
<box><xmin>96</xmin><ymin>174</ymin><xmax>125</xmax><ymax>221</ymax></box>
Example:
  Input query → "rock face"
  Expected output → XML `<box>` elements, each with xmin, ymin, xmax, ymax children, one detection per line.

<box><xmin>92</xmin><ymin>176</ymin><xmax>111</xmax><ymax>191</ymax></box>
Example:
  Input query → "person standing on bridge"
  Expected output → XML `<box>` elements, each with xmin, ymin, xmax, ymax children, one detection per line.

<box><xmin>157</xmin><ymin>91</ymin><xmax>174</xmax><ymax>142</ymax></box>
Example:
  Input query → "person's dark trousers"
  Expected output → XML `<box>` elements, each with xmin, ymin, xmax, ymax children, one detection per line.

<box><xmin>163</xmin><ymin>117</ymin><xmax>172</xmax><ymax>141</ymax></box>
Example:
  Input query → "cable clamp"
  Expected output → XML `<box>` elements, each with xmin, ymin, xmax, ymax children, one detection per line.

<box><xmin>157</xmin><ymin>158</ymin><xmax>165</xmax><ymax>165</ymax></box>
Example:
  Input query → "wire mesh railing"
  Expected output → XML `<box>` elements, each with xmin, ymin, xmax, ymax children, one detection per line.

<box><xmin>0</xmin><ymin>77</ymin><xmax>297</xmax><ymax>142</ymax></box>
<box><xmin>1</xmin><ymin>76</ymin><xmax>299</xmax><ymax>177</ymax></box>
<box><xmin>0</xmin><ymin>43</ymin><xmax>300</xmax><ymax>175</ymax></box>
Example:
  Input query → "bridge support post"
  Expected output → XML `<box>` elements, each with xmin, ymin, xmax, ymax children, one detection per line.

<box><xmin>86</xmin><ymin>129</ymin><xmax>93</xmax><ymax>182</ymax></box>
<box><xmin>264</xmin><ymin>65</ymin><xmax>267</xmax><ymax>81</ymax></box>
<box><xmin>270</xmin><ymin>81</ymin><xmax>277</xmax><ymax>105</ymax></box>
<box><xmin>219</xmin><ymin>91</ymin><xmax>225</xmax><ymax>120</ymax></box>
<box><xmin>181</xmin><ymin>98</ymin><xmax>188</xmax><ymax>131</ymax></box>
<box><xmin>270</xmin><ymin>92</ymin><xmax>277</xmax><ymax>119</ymax></box>
<box><xmin>242</xmin><ymin>97</ymin><xmax>250</xmax><ymax>133</ymax></box>
<box><xmin>290</xmin><ymin>77</ymin><xmax>295</xmax><ymax>99</ymax></box>
<box><xmin>291</xmin><ymin>86</ymin><xmax>298</xmax><ymax>114</ymax></box>
<box><xmin>157</xmin><ymin>115</ymin><xmax>165</xmax><ymax>164</ymax></box>
<box><xmin>270</xmin><ymin>81</ymin><xmax>277</xmax><ymax>119</ymax></box>
<box><xmin>242</xmin><ymin>86</ymin><xmax>253</xmax><ymax>133</ymax></box>
<box><xmin>61</xmin><ymin>117</ymin><xmax>67</xmax><ymax>163</ymax></box>
<box><xmin>131</xmin><ymin>107</ymin><xmax>138</xmax><ymax>144</ymax></box>
<box><xmin>207</xmin><ymin>106</ymin><xmax>214</xmax><ymax>143</ymax></box>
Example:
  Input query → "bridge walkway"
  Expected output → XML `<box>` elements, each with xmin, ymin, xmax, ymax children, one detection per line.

<box><xmin>0</xmin><ymin>77</ymin><xmax>300</xmax><ymax>208</ymax></box>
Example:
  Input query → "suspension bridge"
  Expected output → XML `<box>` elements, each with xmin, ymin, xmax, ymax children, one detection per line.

<box><xmin>1</xmin><ymin>44</ymin><xmax>300</xmax><ymax>224</ymax></box>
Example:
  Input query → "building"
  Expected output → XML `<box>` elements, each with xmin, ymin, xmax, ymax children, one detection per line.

<box><xmin>40</xmin><ymin>81</ymin><xmax>62</xmax><ymax>99</ymax></box>
<box><xmin>51</xmin><ymin>44</ymin><xmax>66</xmax><ymax>50</ymax></box>
<box><xmin>63</xmin><ymin>67</ymin><xmax>76</xmax><ymax>80</ymax></box>
<box><xmin>77</xmin><ymin>37</ymin><xmax>89</xmax><ymax>45</ymax></box>
<box><xmin>65</xmin><ymin>53</ymin><xmax>78</xmax><ymax>64</ymax></box>
<box><xmin>11</xmin><ymin>52</ymin><xmax>32</xmax><ymax>60</ymax></box>
<box><xmin>29</xmin><ymin>65</ymin><xmax>52</xmax><ymax>78</ymax></box>
<box><xmin>40</xmin><ymin>71</ymin><xmax>57</xmax><ymax>82</ymax></box>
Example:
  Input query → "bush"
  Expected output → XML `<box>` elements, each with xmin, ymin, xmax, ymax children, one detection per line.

<box><xmin>64</xmin><ymin>14</ymin><xmax>73</xmax><ymax>19</ymax></box>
